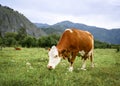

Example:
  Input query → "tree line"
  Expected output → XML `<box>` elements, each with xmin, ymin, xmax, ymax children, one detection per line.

<box><xmin>0</xmin><ymin>27</ymin><xmax>60</xmax><ymax>48</ymax></box>
<box><xmin>0</xmin><ymin>32</ymin><xmax>60</xmax><ymax>48</ymax></box>
<box><xmin>0</xmin><ymin>28</ymin><xmax>119</xmax><ymax>49</ymax></box>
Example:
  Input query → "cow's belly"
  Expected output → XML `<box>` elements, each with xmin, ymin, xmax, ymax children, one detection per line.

<box><xmin>79</xmin><ymin>50</ymin><xmax>85</xmax><ymax>56</ymax></box>
<box><xmin>79</xmin><ymin>49</ymin><xmax>92</xmax><ymax>57</ymax></box>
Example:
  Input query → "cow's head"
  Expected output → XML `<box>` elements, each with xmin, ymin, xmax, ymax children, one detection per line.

<box><xmin>47</xmin><ymin>46</ymin><xmax>61</xmax><ymax>70</ymax></box>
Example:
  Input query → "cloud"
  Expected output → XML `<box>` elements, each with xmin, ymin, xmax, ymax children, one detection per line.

<box><xmin>1</xmin><ymin>0</ymin><xmax>120</xmax><ymax>29</ymax></box>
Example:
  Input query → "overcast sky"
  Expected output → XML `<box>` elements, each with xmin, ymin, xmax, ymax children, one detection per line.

<box><xmin>0</xmin><ymin>0</ymin><xmax>120</xmax><ymax>29</ymax></box>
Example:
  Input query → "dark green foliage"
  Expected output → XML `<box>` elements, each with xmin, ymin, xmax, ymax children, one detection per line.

<box><xmin>0</xmin><ymin>37</ymin><xmax>2</xmax><ymax>45</ymax></box>
<box><xmin>3</xmin><ymin>37</ymin><xmax>16</xmax><ymax>47</ymax></box>
<box><xmin>3</xmin><ymin>32</ymin><xmax>17</xmax><ymax>47</ymax></box>
<box><xmin>0</xmin><ymin>31</ymin><xmax>120</xmax><ymax>48</ymax></box>
<box><xmin>38</xmin><ymin>34</ymin><xmax>60</xmax><ymax>47</ymax></box>
<box><xmin>17</xmin><ymin>27</ymin><xmax>27</xmax><ymax>41</ymax></box>
<box><xmin>4</xmin><ymin>32</ymin><xmax>17</xmax><ymax>39</ymax></box>
<box><xmin>94</xmin><ymin>40</ymin><xmax>111</xmax><ymax>48</ymax></box>
<box><xmin>21</xmin><ymin>36</ymin><xmax>32</xmax><ymax>48</ymax></box>
<box><xmin>116</xmin><ymin>47</ymin><xmax>120</xmax><ymax>52</ymax></box>
<box><xmin>21</xmin><ymin>36</ymin><xmax>37</xmax><ymax>48</ymax></box>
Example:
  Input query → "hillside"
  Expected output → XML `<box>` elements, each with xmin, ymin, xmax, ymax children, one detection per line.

<box><xmin>0</xmin><ymin>5</ymin><xmax>46</xmax><ymax>37</ymax></box>
<box><xmin>35</xmin><ymin>21</ymin><xmax>120</xmax><ymax>44</ymax></box>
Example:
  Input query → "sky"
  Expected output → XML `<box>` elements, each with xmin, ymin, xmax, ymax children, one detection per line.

<box><xmin>0</xmin><ymin>0</ymin><xmax>120</xmax><ymax>29</ymax></box>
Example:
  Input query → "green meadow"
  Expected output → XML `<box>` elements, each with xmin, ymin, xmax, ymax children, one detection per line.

<box><xmin>0</xmin><ymin>47</ymin><xmax>120</xmax><ymax>86</ymax></box>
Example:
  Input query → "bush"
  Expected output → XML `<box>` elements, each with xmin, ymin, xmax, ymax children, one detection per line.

<box><xmin>0</xmin><ymin>37</ymin><xmax>2</xmax><ymax>45</ymax></box>
<box><xmin>21</xmin><ymin>36</ymin><xmax>35</xmax><ymax>48</ymax></box>
<box><xmin>94</xmin><ymin>40</ymin><xmax>111</xmax><ymax>48</ymax></box>
<box><xmin>3</xmin><ymin>37</ymin><xmax>16</xmax><ymax>47</ymax></box>
<box><xmin>38</xmin><ymin>34</ymin><xmax>59</xmax><ymax>48</ymax></box>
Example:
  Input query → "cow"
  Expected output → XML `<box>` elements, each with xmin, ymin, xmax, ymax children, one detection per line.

<box><xmin>15</xmin><ymin>47</ymin><xmax>21</xmax><ymax>50</ymax></box>
<box><xmin>47</xmin><ymin>28</ymin><xmax>94</xmax><ymax>71</ymax></box>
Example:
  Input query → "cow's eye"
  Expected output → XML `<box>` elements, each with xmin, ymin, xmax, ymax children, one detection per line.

<box><xmin>54</xmin><ymin>55</ymin><xmax>58</xmax><ymax>58</ymax></box>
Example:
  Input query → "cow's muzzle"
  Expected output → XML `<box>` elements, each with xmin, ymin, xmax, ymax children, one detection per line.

<box><xmin>47</xmin><ymin>65</ymin><xmax>53</xmax><ymax>70</ymax></box>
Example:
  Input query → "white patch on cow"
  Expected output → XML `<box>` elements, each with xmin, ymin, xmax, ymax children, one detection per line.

<box><xmin>69</xmin><ymin>66</ymin><xmax>73</xmax><ymax>72</ymax></box>
<box><xmin>81</xmin><ymin>67</ymin><xmax>86</xmax><ymax>70</ymax></box>
<box><xmin>88</xmin><ymin>49</ymin><xmax>92</xmax><ymax>57</ymax></box>
<box><xmin>47</xmin><ymin>46</ymin><xmax>61</xmax><ymax>69</ymax></box>
<box><xmin>85</xmin><ymin>31</ymin><xmax>90</xmax><ymax>34</ymax></box>
<box><xmin>65</xmin><ymin>29</ymin><xmax>73</xmax><ymax>33</ymax></box>
<box><xmin>69</xmin><ymin>54</ymin><xmax>72</xmax><ymax>59</ymax></box>
<box><xmin>79</xmin><ymin>50</ymin><xmax>85</xmax><ymax>56</ymax></box>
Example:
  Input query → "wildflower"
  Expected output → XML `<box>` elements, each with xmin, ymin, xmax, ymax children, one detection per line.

<box><xmin>26</xmin><ymin>62</ymin><xmax>33</xmax><ymax>69</ymax></box>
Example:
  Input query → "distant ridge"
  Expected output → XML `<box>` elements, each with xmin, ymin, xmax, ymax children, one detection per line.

<box><xmin>35</xmin><ymin>21</ymin><xmax>120</xmax><ymax>44</ymax></box>
<box><xmin>0</xmin><ymin>5</ymin><xmax>46</xmax><ymax>37</ymax></box>
<box><xmin>34</xmin><ymin>23</ymin><xmax>50</xmax><ymax>28</ymax></box>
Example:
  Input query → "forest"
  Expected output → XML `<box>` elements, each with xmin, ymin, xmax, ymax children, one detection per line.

<box><xmin>0</xmin><ymin>27</ymin><xmax>119</xmax><ymax>50</ymax></box>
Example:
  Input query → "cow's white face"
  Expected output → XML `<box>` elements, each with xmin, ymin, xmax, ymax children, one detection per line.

<box><xmin>47</xmin><ymin>46</ymin><xmax>61</xmax><ymax>69</ymax></box>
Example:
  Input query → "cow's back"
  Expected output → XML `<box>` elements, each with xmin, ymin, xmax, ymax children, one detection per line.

<box><xmin>57</xmin><ymin>28</ymin><xmax>94</xmax><ymax>52</ymax></box>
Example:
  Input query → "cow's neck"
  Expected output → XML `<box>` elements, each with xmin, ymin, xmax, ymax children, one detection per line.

<box><xmin>57</xmin><ymin>47</ymin><xmax>70</xmax><ymax>59</ymax></box>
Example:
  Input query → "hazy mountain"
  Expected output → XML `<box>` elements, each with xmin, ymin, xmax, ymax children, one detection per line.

<box><xmin>34</xmin><ymin>23</ymin><xmax>50</xmax><ymax>28</ymax></box>
<box><xmin>35</xmin><ymin>21</ymin><xmax>120</xmax><ymax>44</ymax></box>
<box><xmin>0</xmin><ymin>5</ymin><xmax>46</xmax><ymax>37</ymax></box>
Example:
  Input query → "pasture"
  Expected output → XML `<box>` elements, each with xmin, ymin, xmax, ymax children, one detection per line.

<box><xmin>0</xmin><ymin>47</ymin><xmax>120</xmax><ymax>86</ymax></box>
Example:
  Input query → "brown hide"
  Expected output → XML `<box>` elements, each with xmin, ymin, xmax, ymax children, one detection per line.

<box><xmin>56</xmin><ymin>28</ymin><xmax>94</xmax><ymax>60</ymax></box>
<box><xmin>15</xmin><ymin>47</ymin><xmax>21</xmax><ymax>50</ymax></box>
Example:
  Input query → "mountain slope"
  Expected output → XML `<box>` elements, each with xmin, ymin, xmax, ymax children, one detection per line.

<box><xmin>35</xmin><ymin>21</ymin><xmax>120</xmax><ymax>44</ymax></box>
<box><xmin>34</xmin><ymin>23</ymin><xmax>50</xmax><ymax>28</ymax></box>
<box><xmin>0</xmin><ymin>5</ymin><xmax>46</xmax><ymax>37</ymax></box>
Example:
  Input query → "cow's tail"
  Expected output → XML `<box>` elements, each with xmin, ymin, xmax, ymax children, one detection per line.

<box><xmin>90</xmin><ymin>49</ymin><xmax>94</xmax><ymax>63</ymax></box>
<box><xmin>90</xmin><ymin>36</ymin><xmax>94</xmax><ymax>68</ymax></box>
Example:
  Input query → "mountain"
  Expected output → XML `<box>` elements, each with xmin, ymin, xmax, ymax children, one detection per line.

<box><xmin>0</xmin><ymin>5</ymin><xmax>46</xmax><ymax>37</ymax></box>
<box><xmin>2</xmin><ymin>5</ymin><xmax>119</xmax><ymax>44</ymax></box>
<box><xmin>34</xmin><ymin>23</ymin><xmax>50</xmax><ymax>28</ymax></box>
<box><xmin>35</xmin><ymin>21</ymin><xmax>120</xmax><ymax>44</ymax></box>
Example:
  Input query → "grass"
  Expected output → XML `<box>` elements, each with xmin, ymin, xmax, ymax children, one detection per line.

<box><xmin>0</xmin><ymin>47</ymin><xmax>120</xmax><ymax>86</ymax></box>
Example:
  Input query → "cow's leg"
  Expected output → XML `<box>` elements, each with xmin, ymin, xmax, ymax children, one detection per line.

<box><xmin>81</xmin><ymin>59</ymin><xmax>87</xmax><ymax>70</ymax></box>
<box><xmin>69</xmin><ymin>58</ymin><xmax>75</xmax><ymax>72</ymax></box>
<box><xmin>90</xmin><ymin>51</ymin><xmax>94</xmax><ymax>68</ymax></box>
<box><xmin>69</xmin><ymin>63</ymin><xmax>74</xmax><ymax>72</ymax></box>
<box><xmin>68</xmin><ymin>52</ymin><xmax>77</xmax><ymax>72</ymax></box>
<box><xmin>81</xmin><ymin>53</ymin><xmax>88</xmax><ymax>70</ymax></box>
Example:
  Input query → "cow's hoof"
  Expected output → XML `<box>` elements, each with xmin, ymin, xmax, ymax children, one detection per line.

<box><xmin>91</xmin><ymin>64</ymin><xmax>95</xmax><ymax>68</ymax></box>
<box><xmin>68</xmin><ymin>67</ymin><xmax>73</xmax><ymax>72</ymax></box>
<box><xmin>81</xmin><ymin>68</ymin><xmax>86</xmax><ymax>70</ymax></box>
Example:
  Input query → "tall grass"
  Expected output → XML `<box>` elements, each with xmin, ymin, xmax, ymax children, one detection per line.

<box><xmin>0</xmin><ymin>48</ymin><xmax>120</xmax><ymax>86</ymax></box>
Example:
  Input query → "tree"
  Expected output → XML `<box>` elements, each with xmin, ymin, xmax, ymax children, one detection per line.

<box><xmin>17</xmin><ymin>27</ymin><xmax>27</xmax><ymax>42</ymax></box>
<box><xmin>32</xmin><ymin>37</ymin><xmax>37</xmax><ymax>47</ymax></box>
<box><xmin>0</xmin><ymin>37</ymin><xmax>3</xmax><ymax>50</ymax></box>
<box><xmin>116</xmin><ymin>47</ymin><xmax>120</xmax><ymax>52</ymax></box>
<box><xmin>4</xmin><ymin>32</ymin><xmax>17</xmax><ymax>39</ymax></box>
<box><xmin>21</xmin><ymin>36</ymin><xmax>36</xmax><ymax>48</ymax></box>
<box><xmin>94</xmin><ymin>40</ymin><xmax>111</xmax><ymax>48</ymax></box>
<box><xmin>38</xmin><ymin>35</ymin><xmax>59</xmax><ymax>47</ymax></box>
<box><xmin>4</xmin><ymin>32</ymin><xmax>17</xmax><ymax>47</ymax></box>
<box><xmin>0</xmin><ymin>37</ymin><xmax>2</xmax><ymax>45</ymax></box>
<box><xmin>3</xmin><ymin>37</ymin><xmax>16</xmax><ymax>47</ymax></box>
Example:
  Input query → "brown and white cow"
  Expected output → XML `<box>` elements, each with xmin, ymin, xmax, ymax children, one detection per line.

<box><xmin>47</xmin><ymin>28</ymin><xmax>94</xmax><ymax>71</ymax></box>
